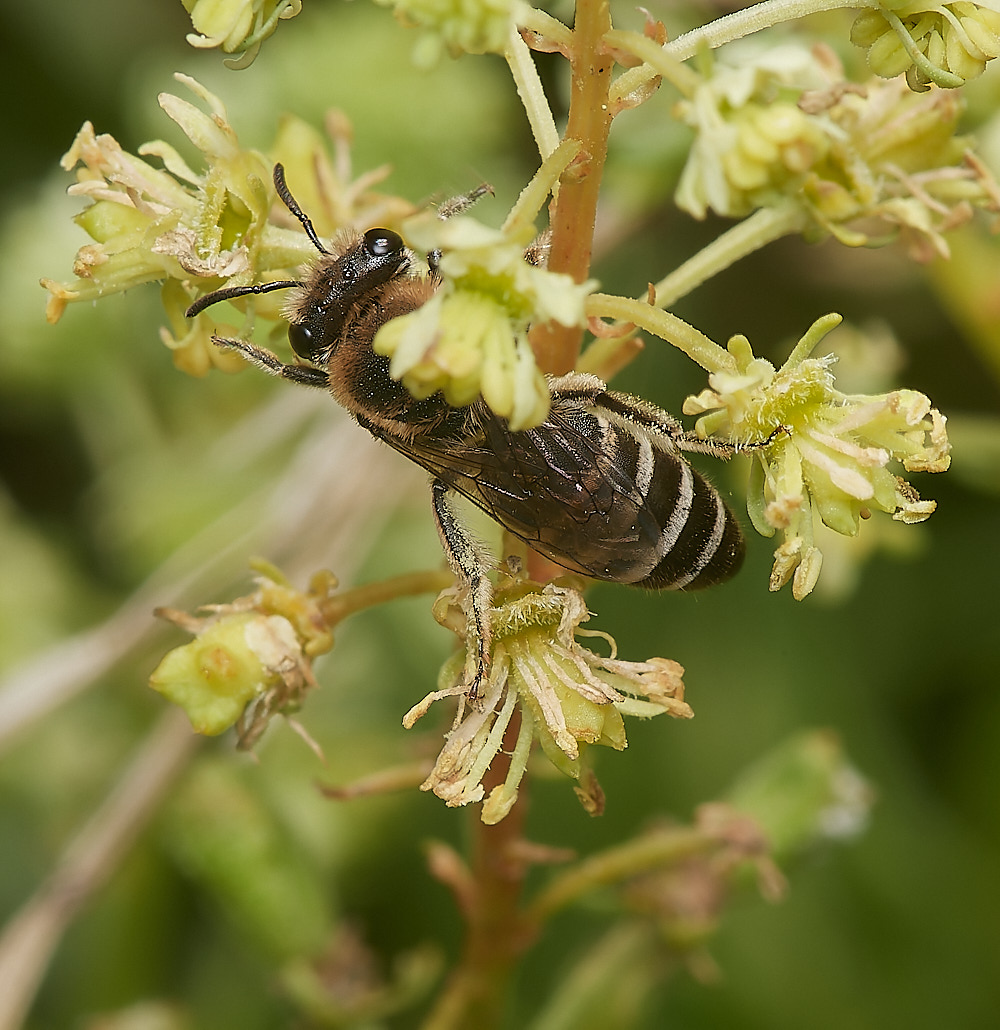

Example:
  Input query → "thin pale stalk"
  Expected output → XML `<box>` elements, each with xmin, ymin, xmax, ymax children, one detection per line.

<box><xmin>506</xmin><ymin>23</ymin><xmax>561</xmax><ymax>160</ymax></box>
<box><xmin>319</xmin><ymin>569</ymin><xmax>454</xmax><ymax>625</ymax></box>
<box><xmin>0</xmin><ymin>710</ymin><xmax>199</xmax><ymax>1030</ymax></box>
<box><xmin>587</xmin><ymin>293</ymin><xmax>736</xmax><ymax>374</ymax></box>
<box><xmin>651</xmin><ymin>203</ymin><xmax>809</xmax><ymax>309</ymax></box>
<box><xmin>664</xmin><ymin>0</ymin><xmax>880</xmax><ymax>61</ymax></box>
<box><xmin>604</xmin><ymin>27</ymin><xmax>701</xmax><ymax>98</ymax></box>
<box><xmin>527</xmin><ymin>825</ymin><xmax>715</xmax><ymax>923</ymax></box>
<box><xmin>503</xmin><ymin>138</ymin><xmax>583</xmax><ymax>239</ymax></box>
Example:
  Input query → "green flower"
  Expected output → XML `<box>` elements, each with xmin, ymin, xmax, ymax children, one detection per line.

<box><xmin>404</xmin><ymin>578</ymin><xmax>692</xmax><ymax>824</ymax></box>
<box><xmin>799</xmin><ymin>75</ymin><xmax>998</xmax><ymax>260</ymax></box>
<box><xmin>150</xmin><ymin>565</ymin><xmax>336</xmax><ymax>744</ymax></box>
<box><xmin>43</xmin><ymin>76</ymin><xmax>416</xmax><ymax>375</ymax></box>
<box><xmin>374</xmin><ymin>213</ymin><xmax>595</xmax><ymax>429</ymax></box>
<box><xmin>851</xmin><ymin>1</ymin><xmax>1000</xmax><ymax>90</ymax></box>
<box><xmin>41</xmin><ymin>75</ymin><xmax>283</xmax><ymax>368</ymax></box>
<box><xmin>183</xmin><ymin>0</ymin><xmax>302</xmax><ymax>68</ymax></box>
<box><xmin>684</xmin><ymin>316</ymin><xmax>950</xmax><ymax>599</ymax></box>
<box><xmin>150</xmin><ymin>611</ymin><xmax>303</xmax><ymax>737</ymax></box>
<box><xmin>725</xmin><ymin>731</ymin><xmax>874</xmax><ymax>857</ymax></box>
<box><xmin>674</xmin><ymin>43</ymin><xmax>832</xmax><ymax>220</ymax></box>
<box><xmin>674</xmin><ymin>44</ymin><xmax>1000</xmax><ymax>258</ymax></box>
<box><xmin>377</xmin><ymin>0</ymin><xmax>514</xmax><ymax>67</ymax></box>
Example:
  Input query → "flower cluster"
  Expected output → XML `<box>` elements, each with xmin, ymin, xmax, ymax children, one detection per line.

<box><xmin>674</xmin><ymin>44</ymin><xmax>832</xmax><ymax>219</ymax></box>
<box><xmin>376</xmin><ymin>0</ymin><xmax>514</xmax><ymax>68</ymax></box>
<box><xmin>850</xmin><ymin>1</ymin><xmax>1000</xmax><ymax>90</ymax></box>
<box><xmin>41</xmin><ymin>75</ymin><xmax>413</xmax><ymax>375</ymax></box>
<box><xmin>404</xmin><ymin>577</ymin><xmax>692</xmax><ymax>824</ymax></box>
<box><xmin>374</xmin><ymin>213</ymin><xmax>595</xmax><ymax>429</ymax></box>
<box><xmin>43</xmin><ymin>74</ymin><xmax>579</xmax><ymax>426</ymax></box>
<box><xmin>675</xmin><ymin>43</ymin><xmax>1000</xmax><ymax>259</ymax></box>
<box><xmin>41</xmin><ymin>75</ymin><xmax>274</xmax><ymax>337</ymax></box>
<box><xmin>684</xmin><ymin>316</ymin><xmax>951</xmax><ymax>599</ymax></box>
<box><xmin>150</xmin><ymin>564</ymin><xmax>337</xmax><ymax>746</ymax></box>
<box><xmin>183</xmin><ymin>0</ymin><xmax>302</xmax><ymax>68</ymax></box>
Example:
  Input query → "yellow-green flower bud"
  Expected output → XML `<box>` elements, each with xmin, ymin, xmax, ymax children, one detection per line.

<box><xmin>150</xmin><ymin>565</ymin><xmax>337</xmax><ymax>742</ymax></box>
<box><xmin>863</xmin><ymin>24</ymin><xmax>915</xmax><ymax>79</ymax></box>
<box><xmin>150</xmin><ymin>613</ymin><xmax>289</xmax><ymax>736</ymax></box>
<box><xmin>183</xmin><ymin>0</ymin><xmax>302</xmax><ymax>68</ymax></box>
<box><xmin>850</xmin><ymin>3</ymin><xmax>1000</xmax><ymax>89</ymax></box>
<box><xmin>184</xmin><ymin>0</ymin><xmax>255</xmax><ymax>50</ymax></box>
<box><xmin>376</xmin><ymin>0</ymin><xmax>514</xmax><ymax>67</ymax></box>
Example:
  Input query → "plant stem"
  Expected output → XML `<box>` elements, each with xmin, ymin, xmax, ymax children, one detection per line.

<box><xmin>422</xmin><ymin>713</ymin><xmax>532</xmax><ymax>1030</ymax></box>
<box><xmin>651</xmin><ymin>202</ymin><xmax>809</xmax><ymax>309</ymax></box>
<box><xmin>527</xmin><ymin>825</ymin><xmax>715</xmax><ymax>923</ymax></box>
<box><xmin>530</xmin><ymin>0</ymin><xmax>614</xmax><ymax>375</ymax></box>
<box><xmin>586</xmin><ymin>294</ymin><xmax>736</xmax><ymax>374</ymax></box>
<box><xmin>319</xmin><ymin>569</ymin><xmax>454</xmax><ymax>625</ymax></box>
<box><xmin>506</xmin><ymin>24</ymin><xmax>560</xmax><ymax>160</ymax></box>
<box><xmin>664</xmin><ymin>0</ymin><xmax>880</xmax><ymax>61</ymax></box>
<box><xmin>0</xmin><ymin>710</ymin><xmax>199</xmax><ymax>1030</ymax></box>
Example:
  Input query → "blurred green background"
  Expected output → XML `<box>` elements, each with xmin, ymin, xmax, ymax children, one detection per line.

<box><xmin>1</xmin><ymin>2</ymin><xmax>999</xmax><ymax>1028</ymax></box>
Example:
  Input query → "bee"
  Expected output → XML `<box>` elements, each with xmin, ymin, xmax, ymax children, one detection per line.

<box><xmin>187</xmin><ymin>164</ymin><xmax>748</xmax><ymax>697</ymax></box>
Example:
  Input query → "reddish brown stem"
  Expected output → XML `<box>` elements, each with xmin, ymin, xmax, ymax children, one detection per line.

<box><xmin>421</xmin><ymin>713</ymin><xmax>532</xmax><ymax>1030</ymax></box>
<box><xmin>530</xmin><ymin>0</ymin><xmax>614</xmax><ymax>375</ymax></box>
<box><xmin>426</xmin><ymin>8</ymin><xmax>617</xmax><ymax>1026</ymax></box>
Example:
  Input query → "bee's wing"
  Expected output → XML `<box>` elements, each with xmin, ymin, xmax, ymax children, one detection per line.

<box><xmin>397</xmin><ymin>399</ymin><xmax>665</xmax><ymax>583</ymax></box>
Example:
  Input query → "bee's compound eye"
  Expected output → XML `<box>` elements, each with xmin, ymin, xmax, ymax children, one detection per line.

<box><xmin>363</xmin><ymin>228</ymin><xmax>403</xmax><ymax>258</ymax></box>
<box><xmin>288</xmin><ymin>321</ymin><xmax>315</xmax><ymax>360</ymax></box>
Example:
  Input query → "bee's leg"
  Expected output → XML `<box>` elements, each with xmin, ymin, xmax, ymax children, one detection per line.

<box><xmin>211</xmin><ymin>335</ymin><xmax>330</xmax><ymax>389</ymax></box>
<box><xmin>436</xmin><ymin>183</ymin><xmax>494</xmax><ymax>222</ymax></box>
<box><xmin>578</xmin><ymin>382</ymin><xmax>787</xmax><ymax>458</ymax></box>
<box><xmin>427</xmin><ymin>184</ymin><xmax>494</xmax><ymax>273</ymax></box>
<box><xmin>431</xmin><ymin>480</ymin><xmax>492</xmax><ymax>700</ymax></box>
<box><xmin>672</xmin><ymin>422</ymin><xmax>789</xmax><ymax>459</ymax></box>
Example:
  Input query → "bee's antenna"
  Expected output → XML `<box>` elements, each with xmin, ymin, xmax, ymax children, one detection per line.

<box><xmin>185</xmin><ymin>278</ymin><xmax>303</xmax><ymax>318</ymax></box>
<box><xmin>273</xmin><ymin>163</ymin><xmax>330</xmax><ymax>256</ymax></box>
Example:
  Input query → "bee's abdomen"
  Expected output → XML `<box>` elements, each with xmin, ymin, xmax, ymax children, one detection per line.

<box><xmin>633</xmin><ymin>447</ymin><xmax>745</xmax><ymax>591</ymax></box>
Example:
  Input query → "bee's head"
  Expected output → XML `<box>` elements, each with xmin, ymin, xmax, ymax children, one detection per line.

<box><xmin>285</xmin><ymin>227</ymin><xmax>410</xmax><ymax>362</ymax></box>
<box><xmin>186</xmin><ymin>164</ymin><xmax>411</xmax><ymax>366</ymax></box>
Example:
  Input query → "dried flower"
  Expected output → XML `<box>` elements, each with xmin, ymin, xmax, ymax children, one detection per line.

<box><xmin>684</xmin><ymin>315</ymin><xmax>951</xmax><ymax>599</ymax></box>
<box><xmin>404</xmin><ymin>578</ymin><xmax>692</xmax><ymax>823</ymax></box>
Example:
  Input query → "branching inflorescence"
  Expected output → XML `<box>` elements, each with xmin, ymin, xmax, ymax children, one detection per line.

<box><xmin>33</xmin><ymin>1</ymin><xmax>1000</xmax><ymax>1025</ymax></box>
<box><xmin>44</xmin><ymin>0</ymin><xmax>995</xmax><ymax>826</ymax></box>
